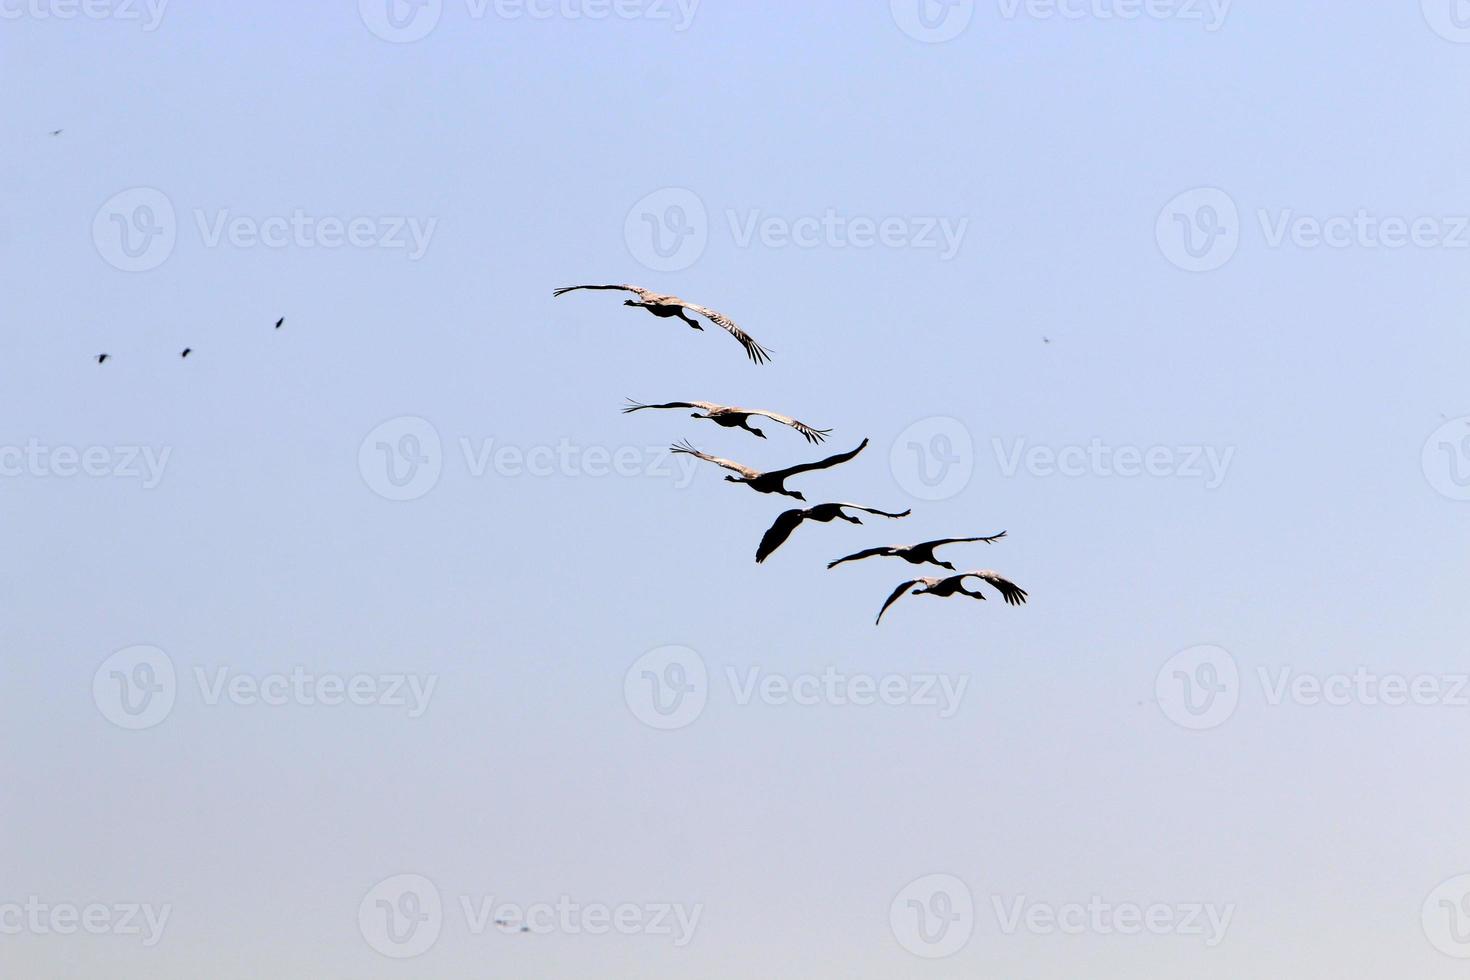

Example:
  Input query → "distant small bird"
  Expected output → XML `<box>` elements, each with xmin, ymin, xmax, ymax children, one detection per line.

<box><xmin>828</xmin><ymin>533</ymin><xmax>1007</xmax><ymax>571</ymax></box>
<box><xmin>1042</xmin><ymin>336</ymin><xmax>1051</xmax><ymax>344</ymax></box>
<box><xmin>95</xmin><ymin>353</ymin><xmax>109</xmax><ymax>364</ymax></box>
<box><xmin>553</xmin><ymin>284</ymin><xmax>771</xmax><ymax>364</ymax></box>
<box><xmin>180</xmin><ymin>348</ymin><xmax>192</xmax><ymax>358</ymax></box>
<box><xmin>756</xmin><ymin>502</ymin><xmax>911</xmax><ymax>563</ymax></box>
<box><xmin>49</xmin><ymin>129</ymin><xmax>63</xmax><ymax>136</ymax></box>
<box><xmin>875</xmin><ymin>571</ymin><xmax>1029</xmax><ymax>624</ymax></box>
<box><xmin>274</xmin><ymin>317</ymin><xmax>284</xmax><ymax>329</ymax></box>
<box><xmin>624</xmin><ymin>399</ymin><xmax>831</xmax><ymax>444</ymax></box>
<box><xmin>671</xmin><ymin>438</ymin><xmax>869</xmax><ymax>501</ymax></box>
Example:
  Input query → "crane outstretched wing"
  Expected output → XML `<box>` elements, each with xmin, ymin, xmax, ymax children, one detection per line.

<box><xmin>623</xmin><ymin>399</ymin><xmax>720</xmax><ymax>414</ymax></box>
<box><xmin>669</xmin><ymin>440</ymin><xmax>761</xmax><ymax>480</ymax></box>
<box><xmin>833</xmin><ymin>503</ymin><xmax>912</xmax><ymax>520</ymax></box>
<box><xmin>876</xmin><ymin>580</ymin><xmax>924</xmax><ymax>624</ymax></box>
<box><xmin>553</xmin><ymin>283</ymin><xmax>653</xmax><ymax>299</ymax></box>
<box><xmin>767</xmin><ymin>438</ymin><xmax>869</xmax><ymax>481</ymax></box>
<box><xmin>739</xmin><ymin>408</ymin><xmax>831</xmax><ymax>444</ymax></box>
<box><xmin>961</xmin><ymin>571</ymin><xmax>1029</xmax><ymax>606</ymax></box>
<box><xmin>827</xmin><ymin>546</ymin><xmax>895</xmax><ymax>570</ymax></box>
<box><xmin>755</xmin><ymin>509</ymin><xmax>808</xmax><ymax>564</ymax></box>
<box><xmin>925</xmin><ymin>532</ymin><xmax>1007</xmax><ymax>547</ymax></box>
<box><xmin>683</xmin><ymin>302</ymin><xmax>772</xmax><ymax>365</ymax></box>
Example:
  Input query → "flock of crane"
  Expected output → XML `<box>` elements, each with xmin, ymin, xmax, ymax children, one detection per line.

<box><xmin>94</xmin><ymin>318</ymin><xmax>285</xmax><ymax>363</ymax></box>
<box><xmin>554</xmin><ymin>284</ymin><xmax>1030</xmax><ymax>624</ymax></box>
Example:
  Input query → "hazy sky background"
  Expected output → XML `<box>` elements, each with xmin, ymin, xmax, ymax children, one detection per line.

<box><xmin>4</xmin><ymin>1</ymin><xmax>1470</xmax><ymax>976</ymax></box>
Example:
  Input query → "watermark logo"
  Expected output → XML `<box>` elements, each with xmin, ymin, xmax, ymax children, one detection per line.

<box><xmin>1155</xmin><ymin>645</ymin><xmax>1239</xmax><ymax>730</ymax></box>
<box><xmin>93</xmin><ymin>187</ymin><xmax>176</xmax><ymax>273</ymax></box>
<box><xmin>890</xmin><ymin>0</ymin><xmax>974</xmax><ymax>42</ymax></box>
<box><xmin>1422</xmin><ymin>0</ymin><xmax>1470</xmax><ymax>43</ymax></box>
<box><xmin>891</xmin><ymin>416</ymin><xmax>974</xmax><ymax>501</ymax></box>
<box><xmin>359</xmin><ymin>0</ymin><xmax>443</xmax><ymax>41</ymax></box>
<box><xmin>1423</xmin><ymin>417</ymin><xmax>1470</xmax><ymax>501</ymax></box>
<box><xmin>625</xmin><ymin>645</ymin><xmax>707</xmax><ymax>730</ymax></box>
<box><xmin>622</xmin><ymin>189</ymin><xmax>966</xmax><ymax>267</ymax></box>
<box><xmin>1163</xmin><ymin>188</ymin><xmax>1470</xmax><ymax>270</ymax></box>
<box><xmin>890</xmin><ymin>873</ymin><xmax>974</xmax><ymax>958</ymax></box>
<box><xmin>627</xmin><ymin>659</ymin><xmax>968</xmax><ymax>730</ymax></box>
<box><xmin>1157</xmin><ymin>658</ymin><xmax>1470</xmax><ymax>726</ymax></box>
<box><xmin>360</xmin><ymin>874</ymin><xmax>443</xmax><ymax>958</ymax></box>
<box><xmin>359</xmin><ymin>416</ymin><xmax>443</xmax><ymax>502</ymax></box>
<box><xmin>1157</xmin><ymin>187</ymin><xmax>1239</xmax><ymax>273</ymax></box>
<box><xmin>94</xmin><ymin>188</ymin><xmax>437</xmax><ymax>270</ymax></box>
<box><xmin>92</xmin><ymin>645</ymin><xmax>176</xmax><ymax>730</ymax></box>
<box><xmin>94</xmin><ymin>651</ymin><xmax>437</xmax><ymax>727</ymax></box>
<box><xmin>358</xmin><ymin>419</ymin><xmax>699</xmax><ymax>500</ymax></box>
<box><xmin>1424</xmin><ymin>874</ymin><xmax>1470</xmax><ymax>957</ymax></box>
<box><xmin>624</xmin><ymin>187</ymin><xmax>707</xmax><ymax>273</ymax></box>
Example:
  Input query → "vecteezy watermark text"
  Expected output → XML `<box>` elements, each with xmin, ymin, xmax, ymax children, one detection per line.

<box><xmin>194</xmin><ymin>667</ymin><xmax>436</xmax><ymax>718</ymax></box>
<box><xmin>458</xmin><ymin>894</ymin><xmax>701</xmax><ymax>945</ymax></box>
<box><xmin>358</xmin><ymin>0</ymin><xmax>700</xmax><ymax>43</ymax></box>
<box><xmin>726</xmin><ymin>209</ymin><xmax>968</xmax><ymax>260</ymax></box>
<box><xmin>726</xmin><ymin>666</ymin><xmax>968</xmax><ymax>717</ymax></box>
<box><xmin>1154</xmin><ymin>645</ymin><xmax>1470</xmax><ymax>731</ymax></box>
<box><xmin>996</xmin><ymin>0</ymin><xmax>1229</xmax><ymax>29</ymax></box>
<box><xmin>93</xmin><ymin>645</ymin><xmax>438</xmax><ymax>730</ymax></box>
<box><xmin>624</xmin><ymin>646</ymin><xmax>970</xmax><ymax>730</ymax></box>
<box><xmin>621</xmin><ymin>188</ymin><xmax>969</xmax><ymax>271</ymax></box>
<box><xmin>194</xmin><ymin>210</ymin><xmax>436</xmax><ymax>259</ymax></box>
<box><xmin>0</xmin><ymin>441</ymin><xmax>170</xmax><ymax>488</ymax></box>
<box><xmin>990</xmin><ymin>895</ymin><xmax>1234</xmax><ymax>946</ymax></box>
<box><xmin>93</xmin><ymin>188</ymin><xmax>438</xmax><ymax>272</ymax></box>
<box><xmin>993</xmin><ymin>438</ymin><xmax>1235</xmax><ymax>489</ymax></box>
<box><xmin>358</xmin><ymin>416</ymin><xmax>699</xmax><ymax>501</ymax></box>
<box><xmin>1158</xmin><ymin>187</ymin><xmax>1470</xmax><ymax>272</ymax></box>
<box><xmin>888</xmin><ymin>873</ymin><xmax>1234</xmax><ymax>958</ymax></box>
<box><xmin>358</xmin><ymin>874</ymin><xmax>700</xmax><ymax>958</ymax></box>
<box><xmin>0</xmin><ymin>0</ymin><xmax>168</xmax><ymax>30</ymax></box>
<box><xmin>0</xmin><ymin>898</ymin><xmax>170</xmax><ymax>947</ymax></box>
<box><xmin>890</xmin><ymin>0</ymin><xmax>1229</xmax><ymax>43</ymax></box>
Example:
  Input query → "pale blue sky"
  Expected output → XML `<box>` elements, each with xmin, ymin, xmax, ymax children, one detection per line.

<box><xmin>4</xmin><ymin>2</ymin><xmax>1470</xmax><ymax>976</ymax></box>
